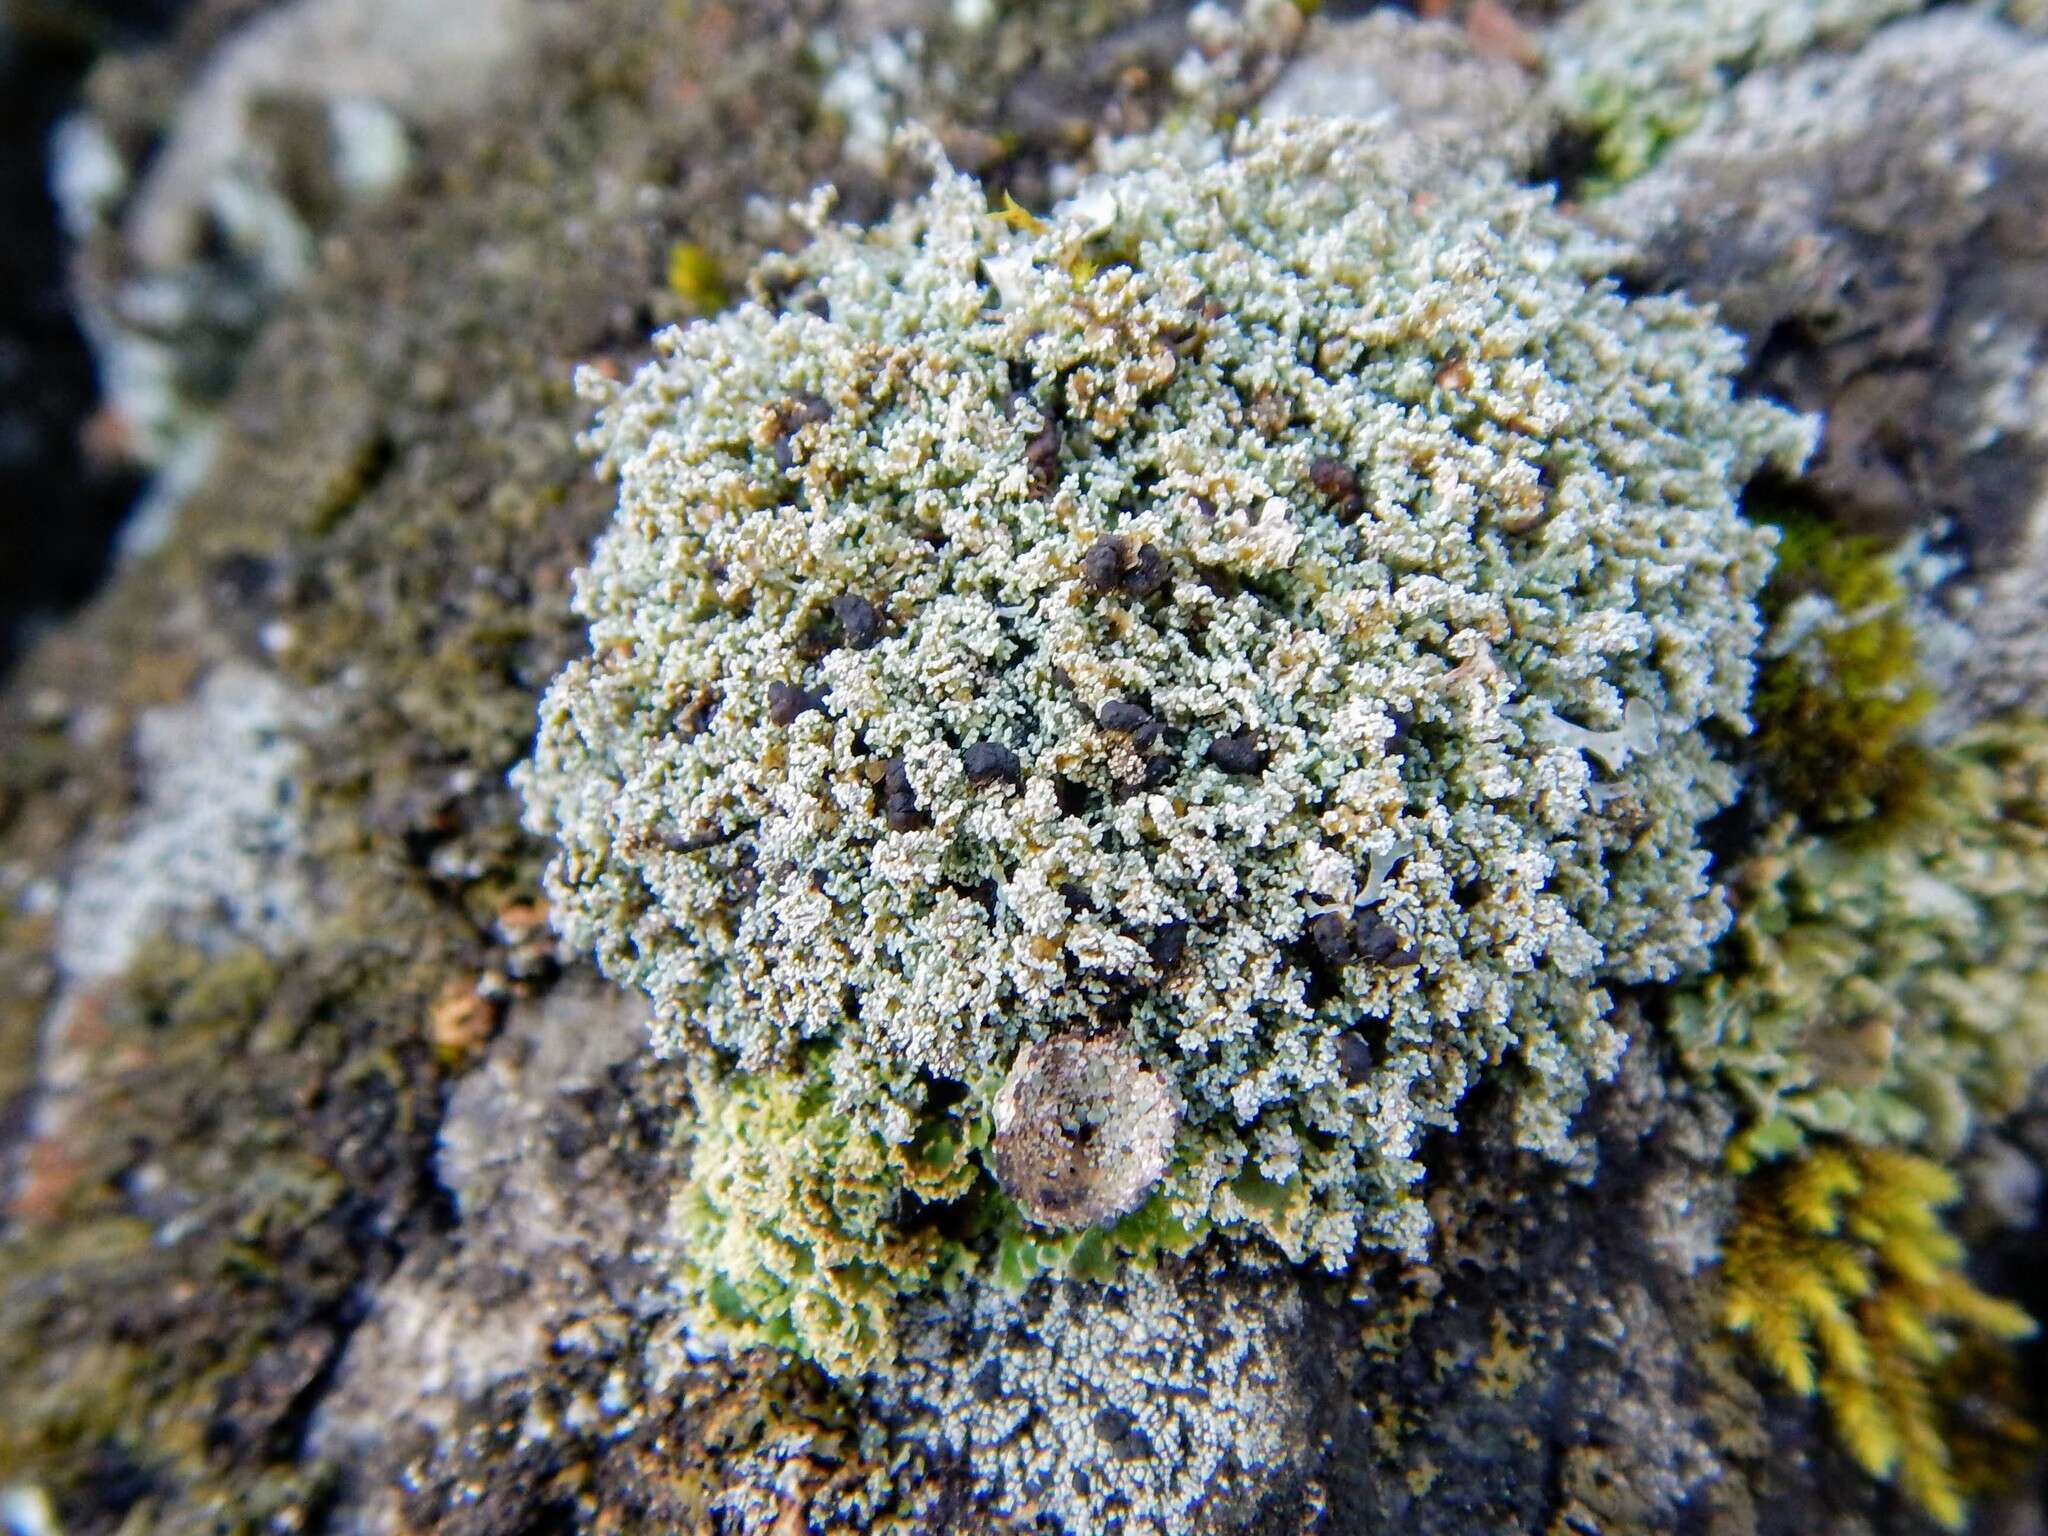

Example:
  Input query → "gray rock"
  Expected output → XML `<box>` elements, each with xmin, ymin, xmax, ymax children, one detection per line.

<box><xmin>1599</xmin><ymin>12</ymin><xmax>2048</xmax><ymax>717</ymax></box>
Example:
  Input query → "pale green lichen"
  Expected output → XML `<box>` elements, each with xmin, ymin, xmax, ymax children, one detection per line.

<box><xmin>519</xmin><ymin>116</ymin><xmax>1809</xmax><ymax>1369</ymax></box>
<box><xmin>1672</xmin><ymin>720</ymin><xmax>2048</xmax><ymax>1170</ymax></box>
<box><xmin>1549</xmin><ymin>0</ymin><xmax>1927</xmax><ymax>183</ymax></box>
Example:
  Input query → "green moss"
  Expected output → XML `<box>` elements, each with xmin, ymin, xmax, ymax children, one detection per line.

<box><xmin>1749</xmin><ymin>508</ymin><xmax>1937</xmax><ymax>825</ymax></box>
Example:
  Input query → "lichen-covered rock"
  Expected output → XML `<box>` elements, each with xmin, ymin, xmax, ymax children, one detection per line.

<box><xmin>1597</xmin><ymin>11</ymin><xmax>2048</xmax><ymax>720</ymax></box>
<box><xmin>1262</xmin><ymin>9</ymin><xmax>1556</xmax><ymax>174</ymax></box>
<box><xmin>519</xmin><ymin>112</ymin><xmax>1810</xmax><ymax>1364</ymax></box>
<box><xmin>1547</xmin><ymin>0</ymin><xmax>1926</xmax><ymax>183</ymax></box>
<box><xmin>875</xmin><ymin>1258</ymin><xmax>1319</xmax><ymax>1536</ymax></box>
<box><xmin>4</xmin><ymin>2</ymin><xmax>1288</xmax><ymax>1528</ymax></box>
<box><xmin>14</xmin><ymin>1</ymin><xmax>2048</xmax><ymax>1531</ymax></box>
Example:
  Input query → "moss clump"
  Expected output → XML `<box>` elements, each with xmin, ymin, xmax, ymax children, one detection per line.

<box><xmin>1720</xmin><ymin>1143</ymin><xmax>2037</xmax><ymax>1531</ymax></box>
<box><xmin>1671</xmin><ymin>719</ymin><xmax>2048</xmax><ymax>1169</ymax></box>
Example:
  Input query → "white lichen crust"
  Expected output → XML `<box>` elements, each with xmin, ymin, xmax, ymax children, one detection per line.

<box><xmin>876</xmin><ymin>1261</ymin><xmax>1315</xmax><ymax>1536</ymax></box>
<box><xmin>520</xmin><ymin>118</ymin><xmax>1808</xmax><ymax>1288</ymax></box>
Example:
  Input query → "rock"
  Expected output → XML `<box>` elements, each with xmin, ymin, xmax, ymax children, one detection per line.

<box><xmin>1600</xmin><ymin>12</ymin><xmax>2048</xmax><ymax>718</ymax></box>
<box><xmin>60</xmin><ymin>0</ymin><xmax>563</xmax><ymax>473</ymax></box>
<box><xmin>307</xmin><ymin>980</ymin><xmax>657</xmax><ymax>1527</ymax></box>
<box><xmin>1265</xmin><ymin>9</ymin><xmax>1557</xmax><ymax>173</ymax></box>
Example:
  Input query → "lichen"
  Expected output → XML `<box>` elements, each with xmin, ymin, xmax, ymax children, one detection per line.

<box><xmin>517</xmin><ymin>114</ymin><xmax>1809</xmax><ymax>1367</ymax></box>
<box><xmin>1548</xmin><ymin>0</ymin><xmax>1928</xmax><ymax>184</ymax></box>
<box><xmin>1719</xmin><ymin>1143</ymin><xmax>2038</xmax><ymax>1530</ymax></box>
<box><xmin>1669</xmin><ymin>719</ymin><xmax>2048</xmax><ymax>1170</ymax></box>
<box><xmin>874</xmin><ymin>1259</ymin><xmax>1316</xmax><ymax>1536</ymax></box>
<box><xmin>675</xmin><ymin>1049</ymin><xmax>979</xmax><ymax>1375</ymax></box>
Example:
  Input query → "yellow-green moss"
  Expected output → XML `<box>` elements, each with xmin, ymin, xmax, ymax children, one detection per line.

<box><xmin>1720</xmin><ymin>1143</ymin><xmax>2036</xmax><ymax>1530</ymax></box>
<box><xmin>664</xmin><ymin>241</ymin><xmax>729</xmax><ymax>315</ymax></box>
<box><xmin>1750</xmin><ymin>509</ymin><xmax>1937</xmax><ymax>826</ymax></box>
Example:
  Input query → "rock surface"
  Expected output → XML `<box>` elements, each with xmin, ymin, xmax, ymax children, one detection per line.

<box><xmin>1</xmin><ymin>3</ymin><xmax>2044</xmax><ymax>1535</ymax></box>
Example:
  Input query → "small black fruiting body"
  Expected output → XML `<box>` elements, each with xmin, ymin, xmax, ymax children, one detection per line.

<box><xmin>831</xmin><ymin>593</ymin><xmax>882</xmax><ymax>649</ymax></box>
<box><xmin>1206</xmin><ymin>729</ymin><xmax>1268</xmax><ymax>775</ymax></box>
<box><xmin>1025</xmin><ymin>419</ymin><xmax>1062</xmax><ymax>497</ymax></box>
<box><xmin>879</xmin><ymin>757</ymin><xmax>926</xmax><ymax>831</ymax></box>
<box><xmin>1336</xmin><ymin>1032</ymin><xmax>1374</xmax><ymax>1085</ymax></box>
<box><xmin>1146</xmin><ymin>921</ymin><xmax>1189</xmax><ymax>971</ymax></box>
<box><xmin>767</xmin><ymin>680</ymin><xmax>823</xmax><ymax>724</ymax></box>
<box><xmin>1308</xmin><ymin>455</ymin><xmax>1363</xmax><ymax>521</ymax></box>
<box><xmin>1081</xmin><ymin>534</ymin><xmax>1171</xmax><ymax>597</ymax></box>
<box><xmin>1305</xmin><ymin>909</ymin><xmax>1419</xmax><ymax>968</ymax></box>
<box><xmin>963</xmin><ymin>740</ymin><xmax>1022</xmax><ymax>784</ymax></box>
<box><xmin>772</xmin><ymin>393</ymin><xmax>832</xmax><ymax>470</ymax></box>
<box><xmin>1097</xmin><ymin>698</ymin><xmax>1164</xmax><ymax>750</ymax></box>
<box><xmin>1124</xmin><ymin>542</ymin><xmax>1170</xmax><ymax>596</ymax></box>
<box><xmin>1082</xmin><ymin>536</ymin><xmax>1127</xmax><ymax>594</ymax></box>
